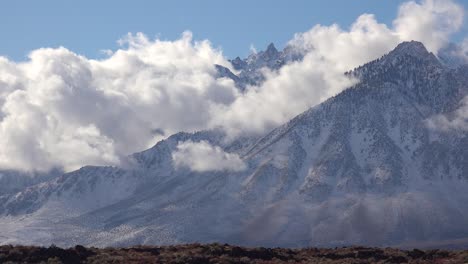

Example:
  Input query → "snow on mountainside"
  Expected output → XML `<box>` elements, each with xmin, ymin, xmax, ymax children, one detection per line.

<box><xmin>0</xmin><ymin>170</ymin><xmax>61</xmax><ymax>196</ymax></box>
<box><xmin>1</xmin><ymin>41</ymin><xmax>468</xmax><ymax>248</ymax></box>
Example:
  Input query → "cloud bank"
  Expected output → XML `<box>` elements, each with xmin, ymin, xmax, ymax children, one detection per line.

<box><xmin>288</xmin><ymin>0</ymin><xmax>464</xmax><ymax>72</ymax></box>
<box><xmin>0</xmin><ymin>0</ymin><xmax>465</xmax><ymax>171</ymax></box>
<box><xmin>172</xmin><ymin>140</ymin><xmax>246</xmax><ymax>172</ymax></box>
<box><xmin>0</xmin><ymin>32</ymin><xmax>238</xmax><ymax>171</ymax></box>
<box><xmin>211</xmin><ymin>0</ymin><xmax>465</xmax><ymax>136</ymax></box>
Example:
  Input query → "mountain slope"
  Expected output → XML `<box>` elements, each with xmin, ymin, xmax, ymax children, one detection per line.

<box><xmin>0</xmin><ymin>41</ymin><xmax>467</xmax><ymax>248</ymax></box>
<box><xmin>0</xmin><ymin>169</ymin><xmax>61</xmax><ymax>196</ymax></box>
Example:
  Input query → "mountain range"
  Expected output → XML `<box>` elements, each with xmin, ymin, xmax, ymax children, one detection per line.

<box><xmin>0</xmin><ymin>41</ymin><xmax>467</xmax><ymax>248</ymax></box>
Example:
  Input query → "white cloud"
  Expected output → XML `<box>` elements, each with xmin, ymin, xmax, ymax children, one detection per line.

<box><xmin>288</xmin><ymin>14</ymin><xmax>399</xmax><ymax>72</ymax></box>
<box><xmin>172</xmin><ymin>140</ymin><xmax>246</xmax><ymax>172</ymax></box>
<box><xmin>210</xmin><ymin>0</ymin><xmax>466</xmax><ymax>136</ymax></box>
<box><xmin>463</xmin><ymin>39</ymin><xmax>468</xmax><ymax>54</ymax></box>
<box><xmin>0</xmin><ymin>0</ymin><xmax>465</xmax><ymax>172</ymax></box>
<box><xmin>0</xmin><ymin>32</ymin><xmax>238</xmax><ymax>172</ymax></box>
<box><xmin>209</xmin><ymin>53</ymin><xmax>357</xmax><ymax>136</ymax></box>
<box><xmin>394</xmin><ymin>0</ymin><xmax>464</xmax><ymax>53</ymax></box>
<box><xmin>249</xmin><ymin>44</ymin><xmax>257</xmax><ymax>54</ymax></box>
<box><xmin>100</xmin><ymin>49</ymin><xmax>114</xmax><ymax>56</ymax></box>
<box><xmin>426</xmin><ymin>96</ymin><xmax>468</xmax><ymax>132</ymax></box>
<box><xmin>288</xmin><ymin>0</ymin><xmax>464</xmax><ymax>71</ymax></box>
<box><xmin>457</xmin><ymin>38</ymin><xmax>468</xmax><ymax>62</ymax></box>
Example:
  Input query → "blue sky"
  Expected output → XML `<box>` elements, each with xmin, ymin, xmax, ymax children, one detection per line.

<box><xmin>0</xmin><ymin>0</ymin><xmax>467</xmax><ymax>61</ymax></box>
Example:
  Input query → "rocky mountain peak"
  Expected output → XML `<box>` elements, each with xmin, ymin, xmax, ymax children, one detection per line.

<box><xmin>391</xmin><ymin>41</ymin><xmax>430</xmax><ymax>57</ymax></box>
<box><xmin>231</xmin><ymin>56</ymin><xmax>247</xmax><ymax>71</ymax></box>
<box><xmin>223</xmin><ymin>42</ymin><xmax>303</xmax><ymax>89</ymax></box>
<box><xmin>384</xmin><ymin>40</ymin><xmax>440</xmax><ymax>65</ymax></box>
<box><xmin>265</xmin><ymin>42</ymin><xmax>278</xmax><ymax>56</ymax></box>
<box><xmin>349</xmin><ymin>41</ymin><xmax>443</xmax><ymax>86</ymax></box>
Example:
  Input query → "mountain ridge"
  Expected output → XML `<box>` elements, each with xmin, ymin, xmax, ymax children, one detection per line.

<box><xmin>217</xmin><ymin>42</ymin><xmax>304</xmax><ymax>90</ymax></box>
<box><xmin>0</xmin><ymin>41</ymin><xmax>467</xmax><ymax>248</ymax></box>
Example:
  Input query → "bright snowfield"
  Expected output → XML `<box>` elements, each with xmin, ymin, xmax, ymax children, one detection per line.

<box><xmin>0</xmin><ymin>40</ymin><xmax>468</xmax><ymax>248</ymax></box>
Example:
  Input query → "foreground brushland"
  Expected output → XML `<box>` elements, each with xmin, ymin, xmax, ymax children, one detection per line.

<box><xmin>1</xmin><ymin>243</ymin><xmax>467</xmax><ymax>264</ymax></box>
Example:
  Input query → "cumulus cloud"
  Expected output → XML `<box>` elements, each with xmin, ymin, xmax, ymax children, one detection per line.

<box><xmin>426</xmin><ymin>96</ymin><xmax>468</xmax><ymax>131</ymax></box>
<box><xmin>394</xmin><ymin>0</ymin><xmax>464</xmax><ymax>53</ymax></box>
<box><xmin>455</xmin><ymin>38</ymin><xmax>468</xmax><ymax>62</ymax></box>
<box><xmin>288</xmin><ymin>0</ymin><xmax>464</xmax><ymax>72</ymax></box>
<box><xmin>172</xmin><ymin>140</ymin><xmax>246</xmax><ymax>172</ymax></box>
<box><xmin>0</xmin><ymin>32</ymin><xmax>238</xmax><ymax>171</ymax></box>
<box><xmin>210</xmin><ymin>0</ymin><xmax>466</xmax><ymax>136</ymax></box>
<box><xmin>209</xmin><ymin>54</ymin><xmax>356</xmax><ymax>136</ymax></box>
<box><xmin>463</xmin><ymin>39</ymin><xmax>468</xmax><ymax>55</ymax></box>
<box><xmin>288</xmin><ymin>14</ymin><xmax>399</xmax><ymax>73</ymax></box>
<box><xmin>0</xmin><ymin>0</ymin><xmax>465</xmax><ymax>172</ymax></box>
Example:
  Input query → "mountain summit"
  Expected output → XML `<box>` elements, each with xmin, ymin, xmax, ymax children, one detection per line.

<box><xmin>381</xmin><ymin>40</ymin><xmax>441</xmax><ymax>67</ymax></box>
<box><xmin>265</xmin><ymin>42</ymin><xmax>279</xmax><ymax>57</ymax></box>
<box><xmin>0</xmin><ymin>42</ymin><xmax>467</xmax><ymax>248</ymax></box>
<box><xmin>220</xmin><ymin>43</ymin><xmax>303</xmax><ymax>89</ymax></box>
<box><xmin>391</xmin><ymin>41</ymin><xmax>433</xmax><ymax>58</ymax></box>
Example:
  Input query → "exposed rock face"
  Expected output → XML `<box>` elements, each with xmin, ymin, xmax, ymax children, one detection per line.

<box><xmin>216</xmin><ymin>43</ymin><xmax>304</xmax><ymax>90</ymax></box>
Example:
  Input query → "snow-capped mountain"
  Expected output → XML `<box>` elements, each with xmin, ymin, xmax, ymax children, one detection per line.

<box><xmin>1</xmin><ymin>41</ymin><xmax>468</xmax><ymax>248</ymax></box>
<box><xmin>216</xmin><ymin>43</ymin><xmax>303</xmax><ymax>90</ymax></box>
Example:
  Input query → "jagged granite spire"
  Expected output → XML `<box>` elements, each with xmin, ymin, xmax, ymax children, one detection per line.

<box><xmin>265</xmin><ymin>42</ymin><xmax>278</xmax><ymax>57</ymax></box>
<box><xmin>222</xmin><ymin>42</ymin><xmax>303</xmax><ymax>89</ymax></box>
<box><xmin>231</xmin><ymin>56</ymin><xmax>247</xmax><ymax>71</ymax></box>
